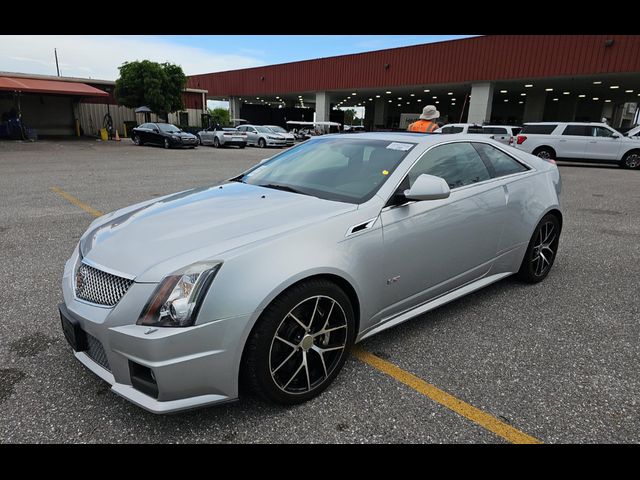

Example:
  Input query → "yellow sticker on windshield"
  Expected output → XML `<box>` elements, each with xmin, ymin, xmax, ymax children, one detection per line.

<box><xmin>382</xmin><ymin>170</ymin><xmax>389</xmax><ymax>175</ymax></box>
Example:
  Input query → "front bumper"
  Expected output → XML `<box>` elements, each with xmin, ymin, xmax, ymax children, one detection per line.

<box><xmin>265</xmin><ymin>139</ymin><xmax>287</xmax><ymax>147</ymax></box>
<box><xmin>60</xmin><ymin>251</ymin><xmax>252</xmax><ymax>413</ymax></box>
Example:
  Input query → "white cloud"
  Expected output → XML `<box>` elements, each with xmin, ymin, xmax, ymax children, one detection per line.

<box><xmin>0</xmin><ymin>35</ymin><xmax>265</xmax><ymax>80</ymax></box>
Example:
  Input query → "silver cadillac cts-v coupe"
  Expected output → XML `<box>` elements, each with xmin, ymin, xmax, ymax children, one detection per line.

<box><xmin>59</xmin><ymin>133</ymin><xmax>562</xmax><ymax>413</ymax></box>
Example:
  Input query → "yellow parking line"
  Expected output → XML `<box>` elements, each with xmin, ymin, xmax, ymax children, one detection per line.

<box><xmin>51</xmin><ymin>187</ymin><xmax>103</xmax><ymax>218</ymax></box>
<box><xmin>352</xmin><ymin>347</ymin><xmax>542</xmax><ymax>444</ymax></box>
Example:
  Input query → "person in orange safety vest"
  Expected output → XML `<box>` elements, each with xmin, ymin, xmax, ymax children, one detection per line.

<box><xmin>407</xmin><ymin>105</ymin><xmax>440</xmax><ymax>133</ymax></box>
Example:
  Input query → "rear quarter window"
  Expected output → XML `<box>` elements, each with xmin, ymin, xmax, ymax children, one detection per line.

<box><xmin>521</xmin><ymin>125</ymin><xmax>558</xmax><ymax>135</ymax></box>
<box><xmin>473</xmin><ymin>143</ymin><xmax>529</xmax><ymax>178</ymax></box>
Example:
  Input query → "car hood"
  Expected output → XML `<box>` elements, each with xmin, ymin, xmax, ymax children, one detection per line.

<box><xmin>82</xmin><ymin>182</ymin><xmax>355</xmax><ymax>282</ymax></box>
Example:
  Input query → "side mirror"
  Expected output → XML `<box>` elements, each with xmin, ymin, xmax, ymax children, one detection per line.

<box><xmin>153</xmin><ymin>128</ymin><xmax>159</xmax><ymax>133</ymax></box>
<box><xmin>404</xmin><ymin>174</ymin><xmax>450</xmax><ymax>201</ymax></box>
<box><xmin>611</xmin><ymin>134</ymin><xmax>620</xmax><ymax>139</ymax></box>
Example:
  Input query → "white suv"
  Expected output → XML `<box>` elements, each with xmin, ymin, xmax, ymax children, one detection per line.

<box><xmin>514</xmin><ymin>122</ymin><xmax>640</xmax><ymax>169</ymax></box>
<box><xmin>436</xmin><ymin>123</ymin><xmax>522</xmax><ymax>146</ymax></box>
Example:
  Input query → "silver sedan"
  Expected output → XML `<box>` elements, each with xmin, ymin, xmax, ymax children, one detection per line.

<box><xmin>59</xmin><ymin>133</ymin><xmax>562</xmax><ymax>413</ymax></box>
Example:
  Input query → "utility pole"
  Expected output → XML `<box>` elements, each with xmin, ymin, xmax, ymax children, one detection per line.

<box><xmin>54</xmin><ymin>48</ymin><xmax>60</xmax><ymax>77</ymax></box>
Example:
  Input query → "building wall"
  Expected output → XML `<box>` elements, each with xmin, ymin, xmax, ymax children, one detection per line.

<box><xmin>188</xmin><ymin>35</ymin><xmax>640</xmax><ymax>96</ymax></box>
<box><xmin>78</xmin><ymin>103</ymin><xmax>205</xmax><ymax>136</ymax></box>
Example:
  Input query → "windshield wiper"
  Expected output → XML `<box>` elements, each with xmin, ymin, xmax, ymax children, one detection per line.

<box><xmin>257</xmin><ymin>183</ymin><xmax>307</xmax><ymax>195</ymax></box>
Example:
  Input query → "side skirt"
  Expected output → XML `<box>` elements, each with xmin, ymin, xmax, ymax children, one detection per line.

<box><xmin>356</xmin><ymin>272</ymin><xmax>513</xmax><ymax>342</ymax></box>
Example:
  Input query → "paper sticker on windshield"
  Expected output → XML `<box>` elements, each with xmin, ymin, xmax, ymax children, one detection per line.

<box><xmin>386</xmin><ymin>142</ymin><xmax>414</xmax><ymax>151</ymax></box>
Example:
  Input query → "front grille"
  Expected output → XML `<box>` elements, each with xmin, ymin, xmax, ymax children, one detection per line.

<box><xmin>75</xmin><ymin>263</ymin><xmax>133</xmax><ymax>307</ymax></box>
<box><xmin>86</xmin><ymin>332</ymin><xmax>110</xmax><ymax>371</ymax></box>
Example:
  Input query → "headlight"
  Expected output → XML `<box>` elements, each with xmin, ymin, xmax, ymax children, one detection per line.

<box><xmin>171</xmin><ymin>135</ymin><xmax>180</xmax><ymax>140</ymax></box>
<box><xmin>137</xmin><ymin>262</ymin><xmax>221</xmax><ymax>327</ymax></box>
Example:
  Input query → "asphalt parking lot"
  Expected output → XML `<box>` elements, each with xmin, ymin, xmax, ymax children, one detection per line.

<box><xmin>1</xmin><ymin>138</ymin><xmax>638</xmax><ymax>443</ymax></box>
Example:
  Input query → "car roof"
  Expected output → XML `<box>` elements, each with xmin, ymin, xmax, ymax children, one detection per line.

<box><xmin>523</xmin><ymin>121</ymin><xmax>608</xmax><ymax>126</ymax></box>
<box><xmin>318</xmin><ymin>131</ymin><xmax>508</xmax><ymax>146</ymax></box>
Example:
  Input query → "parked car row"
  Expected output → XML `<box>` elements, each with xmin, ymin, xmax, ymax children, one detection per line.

<box><xmin>130</xmin><ymin>122</ymin><xmax>299</xmax><ymax>150</ymax></box>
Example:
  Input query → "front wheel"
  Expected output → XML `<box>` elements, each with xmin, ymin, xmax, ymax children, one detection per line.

<box><xmin>242</xmin><ymin>279</ymin><xmax>355</xmax><ymax>405</ymax></box>
<box><xmin>517</xmin><ymin>214</ymin><xmax>561</xmax><ymax>283</ymax></box>
<box><xmin>620</xmin><ymin>150</ymin><xmax>640</xmax><ymax>169</ymax></box>
<box><xmin>258</xmin><ymin>138</ymin><xmax>266</xmax><ymax>148</ymax></box>
<box><xmin>164</xmin><ymin>138</ymin><xmax>171</xmax><ymax>149</ymax></box>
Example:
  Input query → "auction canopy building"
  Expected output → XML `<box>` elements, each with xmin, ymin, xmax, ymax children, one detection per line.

<box><xmin>188</xmin><ymin>35</ymin><xmax>640</xmax><ymax>129</ymax></box>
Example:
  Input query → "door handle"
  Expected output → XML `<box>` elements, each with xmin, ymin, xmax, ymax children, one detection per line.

<box><xmin>559</xmin><ymin>139</ymin><xmax>566</xmax><ymax>142</ymax></box>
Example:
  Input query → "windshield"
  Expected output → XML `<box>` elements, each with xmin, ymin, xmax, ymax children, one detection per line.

<box><xmin>239</xmin><ymin>137</ymin><xmax>415</xmax><ymax>204</ymax></box>
<box><xmin>267</xmin><ymin>126</ymin><xmax>287</xmax><ymax>133</ymax></box>
<box><xmin>254</xmin><ymin>126</ymin><xmax>272</xmax><ymax>133</ymax></box>
<box><xmin>158</xmin><ymin>124</ymin><xmax>181</xmax><ymax>133</ymax></box>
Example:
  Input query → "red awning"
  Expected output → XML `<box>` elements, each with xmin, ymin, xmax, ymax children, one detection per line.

<box><xmin>0</xmin><ymin>76</ymin><xmax>109</xmax><ymax>97</ymax></box>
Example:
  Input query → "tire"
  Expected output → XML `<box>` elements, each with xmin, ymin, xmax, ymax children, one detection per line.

<box><xmin>164</xmin><ymin>138</ymin><xmax>171</xmax><ymax>149</ymax></box>
<box><xmin>214</xmin><ymin>137</ymin><xmax>220</xmax><ymax>148</ymax></box>
<box><xmin>533</xmin><ymin>146</ymin><xmax>555</xmax><ymax>160</ymax></box>
<box><xmin>242</xmin><ymin>279</ymin><xmax>355</xmax><ymax>405</ymax></box>
<box><xmin>197</xmin><ymin>135</ymin><xmax>202</xmax><ymax>146</ymax></box>
<box><xmin>133</xmin><ymin>135</ymin><xmax>143</xmax><ymax>146</ymax></box>
<box><xmin>517</xmin><ymin>214</ymin><xmax>561</xmax><ymax>283</ymax></box>
<box><xmin>258</xmin><ymin>138</ymin><xmax>266</xmax><ymax>148</ymax></box>
<box><xmin>620</xmin><ymin>150</ymin><xmax>640</xmax><ymax>169</ymax></box>
<box><xmin>239</xmin><ymin>145</ymin><xmax>246</xmax><ymax>149</ymax></box>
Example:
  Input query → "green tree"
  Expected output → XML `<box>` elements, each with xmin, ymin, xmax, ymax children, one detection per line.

<box><xmin>115</xmin><ymin>60</ymin><xmax>187</xmax><ymax>114</ymax></box>
<box><xmin>342</xmin><ymin>108</ymin><xmax>357</xmax><ymax>125</ymax></box>
<box><xmin>208</xmin><ymin>107</ymin><xmax>230</xmax><ymax>127</ymax></box>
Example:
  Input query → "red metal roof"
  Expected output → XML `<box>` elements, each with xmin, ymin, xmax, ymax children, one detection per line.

<box><xmin>188</xmin><ymin>35</ymin><xmax>640</xmax><ymax>96</ymax></box>
<box><xmin>0</xmin><ymin>76</ymin><xmax>109</xmax><ymax>96</ymax></box>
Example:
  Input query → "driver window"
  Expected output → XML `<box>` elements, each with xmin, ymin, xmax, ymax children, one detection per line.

<box><xmin>404</xmin><ymin>142</ymin><xmax>491</xmax><ymax>190</ymax></box>
<box><xmin>594</xmin><ymin>127</ymin><xmax>614</xmax><ymax>137</ymax></box>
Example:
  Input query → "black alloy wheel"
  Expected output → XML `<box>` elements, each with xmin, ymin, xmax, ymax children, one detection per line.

<box><xmin>242</xmin><ymin>279</ymin><xmax>354</xmax><ymax>404</ymax></box>
<box><xmin>517</xmin><ymin>214</ymin><xmax>561</xmax><ymax>283</ymax></box>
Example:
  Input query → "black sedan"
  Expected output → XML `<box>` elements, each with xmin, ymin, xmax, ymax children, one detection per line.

<box><xmin>131</xmin><ymin>123</ymin><xmax>198</xmax><ymax>149</ymax></box>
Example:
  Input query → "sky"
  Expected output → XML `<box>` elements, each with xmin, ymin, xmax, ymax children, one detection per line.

<box><xmin>0</xmin><ymin>35</ymin><xmax>475</xmax><ymax>80</ymax></box>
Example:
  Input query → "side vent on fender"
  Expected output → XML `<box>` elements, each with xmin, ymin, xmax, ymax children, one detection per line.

<box><xmin>345</xmin><ymin>217</ymin><xmax>378</xmax><ymax>237</ymax></box>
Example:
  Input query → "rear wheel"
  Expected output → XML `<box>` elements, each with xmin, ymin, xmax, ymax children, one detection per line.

<box><xmin>517</xmin><ymin>214</ymin><xmax>561</xmax><ymax>283</ymax></box>
<box><xmin>533</xmin><ymin>146</ymin><xmax>555</xmax><ymax>160</ymax></box>
<box><xmin>133</xmin><ymin>135</ymin><xmax>143</xmax><ymax>146</ymax></box>
<box><xmin>242</xmin><ymin>279</ymin><xmax>354</xmax><ymax>405</ymax></box>
<box><xmin>197</xmin><ymin>135</ymin><xmax>203</xmax><ymax>146</ymax></box>
<box><xmin>214</xmin><ymin>137</ymin><xmax>220</xmax><ymax>148</ymax></box>
<box><xmin>620</xmin><ymin>150</ymin><xmax>640</xmax><ymax>169</ymax></box>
